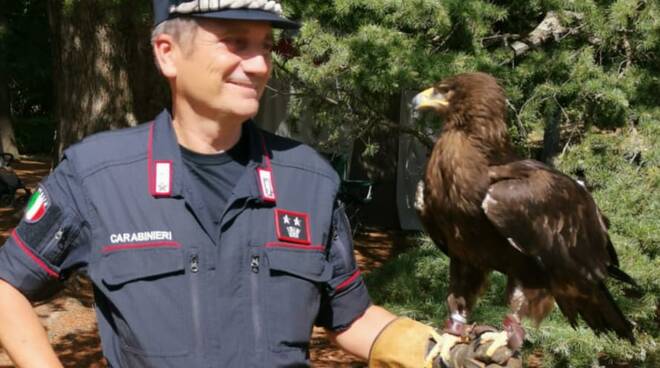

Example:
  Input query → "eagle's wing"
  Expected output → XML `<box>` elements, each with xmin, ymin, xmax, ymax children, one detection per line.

<box><xmin>481</xmin><ymin>160</ymin><xmax>612</xmax><ymax>280</ymax></box>
<box><xmin>482</xmin><ymin>160</ymin><xmax>635</xmax><ymax>340</ymax></box>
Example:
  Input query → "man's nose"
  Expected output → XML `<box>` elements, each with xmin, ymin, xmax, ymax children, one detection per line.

<box><xmin>242</xmin><ymin>53</ymin><xmax>271</xmax><ymax>76</ymax></box>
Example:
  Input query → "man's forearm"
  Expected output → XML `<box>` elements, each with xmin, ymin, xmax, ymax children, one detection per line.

<box><xmin>0</xmin><ymin>279</ymin><xmax>63</xmax><ymax>368</ymax></box>
<box><xmin>328</xmin><ymin>305</ymin><xmax>397</xmax><ymax>360</ymax></box>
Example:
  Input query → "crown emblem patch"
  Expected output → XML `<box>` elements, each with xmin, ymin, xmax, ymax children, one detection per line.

<box><xmin>275</xmin><ymin>209</ymin><xmax>310</xmax><ymax>244</ymax></box>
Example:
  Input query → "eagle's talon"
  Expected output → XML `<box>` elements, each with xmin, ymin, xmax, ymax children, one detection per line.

<box><xmin>433</xmin><ymin>333</ymin><xmax>463</xmax><ymax>364</ymax></box>
<box><xmin>503</xmin><ymin>315</ymin><xmax>525</xmax><ymax>351</ymax></box>
<box><xmin>479</xmin><ymin>330</ymin><xmax>509</xmax><ymax>357</ymax></box>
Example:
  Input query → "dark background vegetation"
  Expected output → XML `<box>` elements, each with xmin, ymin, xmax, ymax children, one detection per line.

<box><xmin>0</xmin><ymin>1</ymin><xmax>657</xmax><ymax>367</ymax></box>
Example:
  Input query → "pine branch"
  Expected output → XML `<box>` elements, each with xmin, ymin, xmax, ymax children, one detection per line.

<box><xmin>274</xmin><ymin>59</ymin><xmax>435</xmax><ymax>150</ymax></box>
<box><xmin>508</xmin><ymin>11</ymin><xmax>584</xmax><ymax>57</ymax></box>
<box><xmin>375</xmin><ymin>117</ymin><xmax>435</xmax><ymax>150</ymax></box>
<box><xmin>481</xmin><ymin>33</ymin><xmax>521</xmax><ymax>48</ymax></box>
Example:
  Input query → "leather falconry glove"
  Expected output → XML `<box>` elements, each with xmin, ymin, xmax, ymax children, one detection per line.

<box><xmin>368</xmin><ymin>318</ymin><xmax>522</xmax><ymax>368</ymax></box>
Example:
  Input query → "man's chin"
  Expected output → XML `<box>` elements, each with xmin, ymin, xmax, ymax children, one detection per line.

<box><xmin>228</xmin><ymin>100</ymin><xmax>261</xmax><ymax>120</ymax></box>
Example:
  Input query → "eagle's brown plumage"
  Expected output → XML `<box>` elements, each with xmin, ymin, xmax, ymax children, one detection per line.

<box><xmin>413</xmin><ymin>72</ymin><xmax>636</xmax><ymax>343</ymax></box>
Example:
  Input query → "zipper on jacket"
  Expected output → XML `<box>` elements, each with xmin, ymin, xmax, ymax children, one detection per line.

<box><xmin>41</xmin><ymin>220</ymin><xmax>82</xmax><ymax>265</ymax></box>
<box><xmin>189</xmin><ymin>249</ymin><xmax>203</xmax><ymax>360</ymax></box>
<box><xmin>250</xmin><ymin>254</ymin><xmax>264</xmax><ymax>352</ymax></box>
<box><xmin>333</xmin><ymin>209</ymin><xmax>355</xmax><ymax>269</ymax></box>
<box><xmin>40</xmin><ymin>228</ymin><xmax>63</xmax><ymax>257</ymax></box>
<box><xmin>191</xmin><ymin>254</ymin><xmax>200</xmax><ymax>273</ymax></box>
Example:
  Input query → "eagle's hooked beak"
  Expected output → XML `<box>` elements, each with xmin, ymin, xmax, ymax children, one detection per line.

<box><xmin>412</xmin><ymin>87</ymin><xmax>449</xmax><ymax>112</ymax></box>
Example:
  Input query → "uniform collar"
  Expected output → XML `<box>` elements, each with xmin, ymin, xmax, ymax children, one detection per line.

<box><xmin>146</xmin><ymin>109</ymin><xmax>271</xmax><ymax>201</ymax></box>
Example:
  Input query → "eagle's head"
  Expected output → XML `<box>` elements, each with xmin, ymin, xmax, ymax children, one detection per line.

<box><xmin>412</xmin><ymin>72</ymin><xmax>507</xmax><ymax>130</ymax></box>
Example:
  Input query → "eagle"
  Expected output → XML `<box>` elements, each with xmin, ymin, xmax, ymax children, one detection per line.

<box><xmin>411</xmin><ymin>72</ymin><xmax>637</xmax><ymax>355</ymax></box>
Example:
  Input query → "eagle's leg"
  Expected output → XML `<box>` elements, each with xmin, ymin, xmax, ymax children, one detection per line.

<box><xmin>438</xmin><ymin>259</ymin><xmax>489</xmax><ymax>361</ymax></box>
<box><xmin>503</xmin><ymin>280</ymin><xmax>555</xmax><ymax>349</ymax></box>
<box><xmin>479</xmin><ymin>280</ymin><xmax>527</xmax><ymax>356</ymax></box>
<box><xmin>481</xmin><ymin>279</ymin><xmax>555</xmax><ymax>356</ymax></box>
<box><xmin>430</xmin><ymin>257</ymin><xmax>487</xmax><ymax>362</ymax></box>
<box><xmin>445</xmin><ymin>257</ymin><xmax>488</xmax><ymax>328</ymax></box>
<box><xmin>445</xmin><ymin>259</ymin><xmax>489</xmax><ymax>332</ymax></box>
<box><xmin>502</xmin><ymin>281</ymin><xmax>527</xmax><ymax>350</ymax></box>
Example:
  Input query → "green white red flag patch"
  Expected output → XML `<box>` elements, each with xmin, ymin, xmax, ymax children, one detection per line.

<box><xmin>25</xmin><ymin>187</ymin><xmax>49</xmax><ymax>223</ymax></box>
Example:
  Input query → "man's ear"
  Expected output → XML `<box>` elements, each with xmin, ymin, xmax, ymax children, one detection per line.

<box><xmin>153</xmin><ymin>34</ymin><xmax>178</xmax><ymax>78</ymax></box>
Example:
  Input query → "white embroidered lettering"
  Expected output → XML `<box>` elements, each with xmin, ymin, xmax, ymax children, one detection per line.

<box><xmin>110</xmin><ymin>231</ymin><xmax>174</xmax><ymax>244</ymax></box>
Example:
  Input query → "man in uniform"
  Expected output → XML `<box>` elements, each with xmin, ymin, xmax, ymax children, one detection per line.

<box><xmin>0</xmin><ymin>1</ymin><xmax>517</xmax><ymax>367</ymax></box>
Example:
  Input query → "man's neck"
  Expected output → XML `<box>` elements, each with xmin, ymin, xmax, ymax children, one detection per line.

<box><xmin>172</xmin><ymin>103</ymin><xmax>246</xmax><ymax>154</ymax></box>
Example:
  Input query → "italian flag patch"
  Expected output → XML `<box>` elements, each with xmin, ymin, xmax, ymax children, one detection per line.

<box><xmin>25</xmin><ymin>187</ymin><xmax>49</xmax><ymax>223</ymax></box>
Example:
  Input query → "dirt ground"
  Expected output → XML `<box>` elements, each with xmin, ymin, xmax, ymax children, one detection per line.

<box><xmin>0</xmin><ymin>157</ymin><xmax>406</xmax><ymax>367</ymax></box>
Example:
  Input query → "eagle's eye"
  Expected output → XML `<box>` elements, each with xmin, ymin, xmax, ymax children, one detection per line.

<box><xmin>435</xmin><ymin>84</ymin><xmax>450</xmax><ymax>94</ymax></box>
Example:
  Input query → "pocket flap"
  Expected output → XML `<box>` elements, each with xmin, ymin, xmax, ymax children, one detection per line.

<box><xmin>266</xmin><ymin>247</ymin><xmax>332</xmax><ymax>282</ymax></box>
<box><xmin>100</xmin><ymin>246</ymin><xmax>185</xmax><ymax>286</ymax></box>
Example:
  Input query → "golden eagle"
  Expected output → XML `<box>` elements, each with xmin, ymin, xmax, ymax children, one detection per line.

<box><xmin>412</xmin><ymin>72</ymin><xmax>637</xmax><ymax>352</ymax></box>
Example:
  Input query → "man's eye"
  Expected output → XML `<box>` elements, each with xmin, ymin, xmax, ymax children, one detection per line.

<box><xmin>263</xmin><ymin>42</ymin><xmax>274</xmax><ymax>53</ymax></box>
<box><xmin>224</xmin><ymin>37</ymin><xmax>248</xmax><ymax>51</ymax></box>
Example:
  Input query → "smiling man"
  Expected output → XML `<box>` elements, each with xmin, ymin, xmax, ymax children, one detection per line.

<box><xmin>0</xmin><ymin>1</ymin><xmax>511</xmax><ymax>367</ymax></box>
<box><xmin>0</xmin><ymin>1</ymin><xmax>393</xmax><ymax>367</ymax></box>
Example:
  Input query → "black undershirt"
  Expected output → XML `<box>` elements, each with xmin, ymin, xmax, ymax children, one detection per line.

<box><xmin>180</xmin><ymin>131</ymin><xmax>250</xmax><ymax>229</ymax></box>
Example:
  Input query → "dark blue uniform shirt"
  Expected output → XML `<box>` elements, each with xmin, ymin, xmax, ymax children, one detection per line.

<box><xmin>0</xmin><ymin>110</ymin><xmax>371</xmax><ymax>367</ymax></box>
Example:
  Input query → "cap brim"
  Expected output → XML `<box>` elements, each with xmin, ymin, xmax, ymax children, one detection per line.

<box><xmin>191</xmin><ymin>9</ymin><xmax>300</xmax><ymax>29</ymax></box>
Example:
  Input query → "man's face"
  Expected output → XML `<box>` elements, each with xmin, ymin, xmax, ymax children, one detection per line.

<box><xmin>172</xmin><ymin>19</ymin><xmax>274</xmax><ymax>120</ymax></box>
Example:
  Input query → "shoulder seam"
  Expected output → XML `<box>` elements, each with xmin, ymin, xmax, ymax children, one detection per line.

<box><xmin>82</xmin><ymin>123</ymin><xmax>150</xmax><ymax>140</ymax></box>
<box><xmin>271</xmin><ymin>160</ymin><xmax>339</xmax><ymax>184</ymax></box>
<box><xmin>78</xmin><ymin>153</ymin><xmax>147</xmax><ymax>180</ymax></box>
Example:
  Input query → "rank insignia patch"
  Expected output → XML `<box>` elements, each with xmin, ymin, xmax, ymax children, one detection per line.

<box><xmin>275</xmin><ymin>209</ymin><xmax>311</xmax><ymax>244</ymax></box>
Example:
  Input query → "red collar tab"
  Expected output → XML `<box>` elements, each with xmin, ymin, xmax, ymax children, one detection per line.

<box><xmin>256</xmin><ymin>132</ymin><xmax>277</xmax><ymax>203</ymax></box>
<box><xmin>257</xmin><ymin>167</ymin><xmax>277</xmax><ymax>203</ymax></box>
<box><xmin>274</xmin><ymin>208</ymin><xmax>311</xmax><ymax>245</ymax></box>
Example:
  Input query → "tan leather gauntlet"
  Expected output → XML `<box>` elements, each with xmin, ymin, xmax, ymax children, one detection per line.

<box><xmin>368</xmin><ymin>317</ymin><xmax>442</xmax><ymax>368</ymax></box>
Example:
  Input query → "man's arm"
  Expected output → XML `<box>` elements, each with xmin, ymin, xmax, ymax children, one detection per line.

<box><xmin>0</xmin><ymin>279</ymin><xmax>62</xmax><ymax>367</ymax></box>
<box><xmin>0</xmin><ymin>157</ymin><xmax>89</xmax><ymax>367</ymax></box>
<box><xmin>327</xmin><ymin>305</ymin><xmax>397</xmax><ymax>360</ymax></box>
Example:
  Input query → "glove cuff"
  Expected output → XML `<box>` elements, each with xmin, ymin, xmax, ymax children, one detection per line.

<box><xmin>368</xmin><ymin>317</ymin><xmax>439</xmax><ymax>368</ymax></box>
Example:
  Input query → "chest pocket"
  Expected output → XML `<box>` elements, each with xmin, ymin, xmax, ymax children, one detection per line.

<box><xmin>258</xmin><ymin>246</ymin><xmax>332</xmax><ymax>352</ymax></box>
<box><xmin>97</xmin><ymin>245</ymin><xmax>192</xmax><ymax>358</ymax></box>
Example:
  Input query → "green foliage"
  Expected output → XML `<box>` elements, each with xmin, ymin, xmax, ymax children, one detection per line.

<box><xmin>280</xmin><ymin>0</ymin><xmax>659</xmax><ymax>154</ymax></box>
<box><xmin>556</xmin><ymin>116</ymin><xmax>659</xmax><ymax>259</ymax></box>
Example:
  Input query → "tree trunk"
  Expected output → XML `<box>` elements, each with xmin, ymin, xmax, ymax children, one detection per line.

<box><xmin>0</xmin><ymin>71</ymin><xmax>19</xmax><ymax>157</ymax></box>
<box><xmin>48</xmin><ymin>0</ymin><xmax>149</xmax><ymax>160</ymax></box>
<box><xmin>541</xmin><ymin>102</ymin><xmax>561</xmax><ymax>164</ymax></box>
<box><xmin>0</xmin><ymin>10</ymin><xmax>19</xmax><ymax>157</ymax></box>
